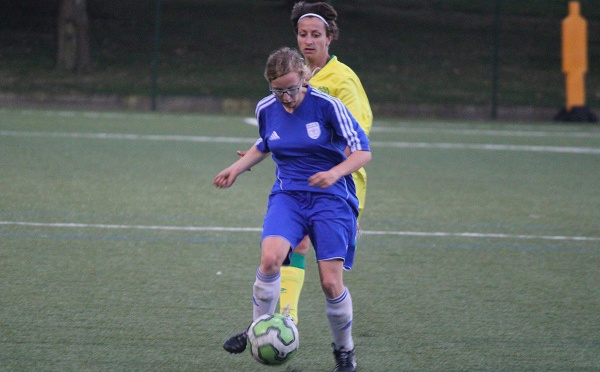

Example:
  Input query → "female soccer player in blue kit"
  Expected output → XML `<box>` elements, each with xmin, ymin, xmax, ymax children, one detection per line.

<box><xmin>229</xmin><ymin>2</ymin><xmax>373</xmax><ymax>330</ymax></box>
<box><xmin>213</xmin><ymin>47</ymin><xmax>371</xmax><ymax>372</ymax></box>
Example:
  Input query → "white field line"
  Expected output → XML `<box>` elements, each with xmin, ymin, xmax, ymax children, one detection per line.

<box><xmin>0</xmin><ymin>130</ymin><xmax>255</xmax><ymax>144</ymax></box>
<box><xmin>246</xmin><ymin>117</ymin><xmax>600</xmax><ymax>138</ymax></box>
<box><xmin>1</xmin><ymin>221</ymin><xmax>598</xmax><ymax>242</ymax></box>
<box><xmin>8</xmin><ymin>108</ymin><xmax>600</xmax><ymax>137</ymax></box>
<box><xmin>2</xmin><ymin>130</ymin><xmax>600</xmax><ymax>154</ymax></box>
<box><xmin>15</xmin><ymin>109</ymin><xmax>206</xmax><ymax>122</ymax></box>
<box><xmin>371</xmin><ymin>126</ymin><xmax>600</xmax><ymax>138</ymax></box>
<box><xmin>16</xmin><ymin>109</ymin><xmax>600</xmax><ymax>138</ymax></box>
<box><xmin>369</xmin><ymin>140</ymin><xmax>600</xmax><ymax>154</ymax></box>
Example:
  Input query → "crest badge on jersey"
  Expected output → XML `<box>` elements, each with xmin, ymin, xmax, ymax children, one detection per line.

<box><xmin>306</xmin><ymin>122</ymin><xmax>321</xmax><ymax>139</ymax></box>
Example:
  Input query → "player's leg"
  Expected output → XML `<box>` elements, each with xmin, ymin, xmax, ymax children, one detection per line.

<box><xmin>223</xmin><ymin>236</ymin><xmax>289</xmax><ymax>354</ymax></box>
<box><xmin>319</xmin><ymin>260</ymin><xmax>356</xmax><ymax>372</ymax></box>
<box><xmin>311</xmin><ymin>196</ymin><xmax>357</xmax><ymax>371</ymax></box>
<box><xmin>223</xmin><ymin>192</ymin><xmax>306</xmax><ymax>354</ymax></box>
<box><xmin>318</xmin><ymin>260</ymin><xmax>354</xmax><ymax>348</ymax></box>
<box><xmin>253</xmin><ymin>236</ymin><xmax>290</xmax><ymax>319</ymax></box>
<box><xmin>279</xmin><ymin>235</ymin><xmax>308</xmax><ymax>324</ymax></box>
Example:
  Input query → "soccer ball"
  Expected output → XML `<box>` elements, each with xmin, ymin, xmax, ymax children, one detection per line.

<box><xmin>247</xmin><ymin>313</ymin><xmax>299</xmax><ymax>365</ymax></box>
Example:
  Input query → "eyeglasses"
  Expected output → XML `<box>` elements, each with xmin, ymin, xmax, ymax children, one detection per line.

<box><xmin>269</xmin><ymin>79</ymin><xmax>303</xmax><ymax>98</ymax></box>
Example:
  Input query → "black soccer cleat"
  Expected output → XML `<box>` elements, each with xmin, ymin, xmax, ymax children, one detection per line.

<box><xmin>223</xmin><ymin>330</ymin><xmax>248</xmax><ymax>354</ymax></box>
<box><xmin>333</xmin><ymin>344</ymin><xmax>357</xmax><ymax>372</ymax></box>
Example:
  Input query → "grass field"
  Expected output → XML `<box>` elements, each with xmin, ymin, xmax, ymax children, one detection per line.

<box><xmin>1</xmin><ymin>108</ymin><xmax>599</xmax><ymax>371</ymax></box>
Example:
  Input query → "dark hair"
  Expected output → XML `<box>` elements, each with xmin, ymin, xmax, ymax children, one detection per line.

<box><xmin>291</xmin><ymin>1</ymin><xmax>339</xmax><ymax>40</ymax></box>
<box><xmin>264</xmin><ymin>47</ymin><xmax>310</xmax><ymax>82</ymax></box>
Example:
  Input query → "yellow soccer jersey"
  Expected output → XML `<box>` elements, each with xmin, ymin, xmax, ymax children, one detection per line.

<box><xmin>309</xmin><ymin>56</ymin><xmax>372</xmax><ymax>218</ymax></box>
<box><xmin>309</xmin><ymin>55</ymin><xmax>373</xmax><ymax>136</ymax></box>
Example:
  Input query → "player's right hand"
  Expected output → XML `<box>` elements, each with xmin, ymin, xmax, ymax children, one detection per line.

<box><xmin>213</xmin><ymin>169</ymin><xmax>237</xmax><ymax>188</ymax></box>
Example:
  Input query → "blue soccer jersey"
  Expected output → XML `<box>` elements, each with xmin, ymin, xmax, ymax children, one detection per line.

<box><xmin>255</xmin><ymin>86</ymin><xmax>370</xmax><ymax>215</ymax></box>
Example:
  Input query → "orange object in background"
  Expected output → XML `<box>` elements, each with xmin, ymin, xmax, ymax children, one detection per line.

<box><xmin>561</xmin><ymin>1</ymin><xmax>588</xmax><ymax>110</ymax></box>
<box><xmin>555</xmin><ymin>1</ymin><xmax>597</xmax><ymax>122</ymax></box>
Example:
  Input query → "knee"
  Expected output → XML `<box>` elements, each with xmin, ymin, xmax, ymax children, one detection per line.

<box><xmin>261</xmin><ymin>237</ymin><xmax>289</xmax><ymax>274</ymax></box>
<box><xmin>260</xmin><ymin>252</ymin><xmax>282</xmax><ymax>275</ymax></box>
<box><xmin>260</xmin><ymin>259</ymin><xmax>279</xmax><ymax>275</ymax></box>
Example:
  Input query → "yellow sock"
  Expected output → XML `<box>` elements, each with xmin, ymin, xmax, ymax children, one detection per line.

<box><xmin>279</xmin><ymin>263</ymin><xmax>305</xmax><ymax>324</ymax></box>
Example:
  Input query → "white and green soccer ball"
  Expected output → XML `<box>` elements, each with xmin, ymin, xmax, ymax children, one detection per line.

<box><xmin>247</xmin><ymin>313</ymin><xmax>299</xmax><ymax>365</ymax></box>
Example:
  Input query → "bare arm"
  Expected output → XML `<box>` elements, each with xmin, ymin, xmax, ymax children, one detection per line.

<box><xmin>213</xmin><ymin>145</ymin><xmax>270</xmax><ymax>188</ymax></box>
<box><xmin>308</xmin><ymin>150</ymin><xmax>372</xmax><ymax>188</ymax></box>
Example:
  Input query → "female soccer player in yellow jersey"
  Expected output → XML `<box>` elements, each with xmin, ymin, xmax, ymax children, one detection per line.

<box><xmin>223</xmin><ymin>3</ymin><xmax>372</xmax><ymax>358</ymax></box>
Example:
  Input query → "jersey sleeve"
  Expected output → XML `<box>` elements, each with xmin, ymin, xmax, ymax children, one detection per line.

<box><xmin>335</xmin><ymin>77</ymin><xmax>373</xmax><ymax>137</ymax></box>
<box><xmin>255</xmin><ymin>97</ymin><xmax>271</xmax><ymax>153</ymax></box>
<box><xmin>326</xmin><ymin>96</ymin><xmax>370</xmax><ymax>153</ymax></box>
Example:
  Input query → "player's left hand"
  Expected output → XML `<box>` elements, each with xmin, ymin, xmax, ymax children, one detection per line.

<box><xmin>308</xmin><ymin>170</ymin><xmax>340</xmax><ymax>188</ymax></box>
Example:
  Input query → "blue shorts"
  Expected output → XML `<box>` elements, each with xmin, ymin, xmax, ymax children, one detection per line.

<box><xmin>262</xmin><ymin>191</ymin><xmax>357</xmax><ymax>270</ymax></box>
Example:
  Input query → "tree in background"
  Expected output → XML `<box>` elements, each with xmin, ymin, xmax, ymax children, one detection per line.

<box><xmin>57</xmin><ymin>0</ymin><xmax>91</xmax><ymax>72</ymax></box>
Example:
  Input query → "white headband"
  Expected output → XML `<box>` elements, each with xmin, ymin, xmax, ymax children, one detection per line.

<box><xmin>298</xmin><ymin>13</ymin><xmax>329</xmax><ymax>27</ymax></box>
